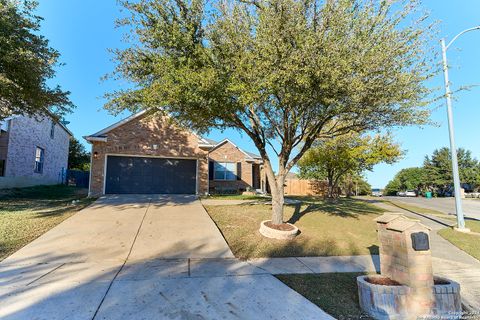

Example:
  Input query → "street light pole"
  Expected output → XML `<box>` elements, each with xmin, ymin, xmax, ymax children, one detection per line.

<box><xmin>440</xmin><ymin>26</ymin><xmax>480</xmax><ymax>232</ymax></box>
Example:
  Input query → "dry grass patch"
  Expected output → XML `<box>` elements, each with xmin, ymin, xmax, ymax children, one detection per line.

<box><xmin>205</xmin><ymin>197</ymin><xmax>384</xmax><ymax>259</ymax></box>
<box><xmin>0</xmin><ymin>185</ymin><xmax>96</xmax><ymax>260</ymax></box>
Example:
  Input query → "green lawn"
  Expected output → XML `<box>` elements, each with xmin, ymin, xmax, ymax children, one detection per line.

<box><xmin>438</xmin><ymin>220</ymin><xmax>480</xmax><ymax>261</ymax></box>
<box><xmin>277</xmin><ymin>273</ymin><xmax>374</xmax><ymax>320</ymax></box>
<box><xmin>0</xmin><ymin>185</ymin><xmax>95</xmax><ymax>261</ymax></box>
<box><xmin>204</xmin><ymin>197</ymin><xmax>384</xmax><ymax>259</ymax></box>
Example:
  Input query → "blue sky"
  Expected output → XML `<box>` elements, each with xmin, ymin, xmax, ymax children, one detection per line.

<box><xmin>36</xmin><ymin>0</ymin><xmax>480</xmax><ymax>188</ymax></box>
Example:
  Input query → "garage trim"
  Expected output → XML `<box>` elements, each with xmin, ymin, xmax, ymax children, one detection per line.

<box><xmin>103</xmin><ymin>153</ymin><xmax>199</xmax><ymax>195</ymax></box>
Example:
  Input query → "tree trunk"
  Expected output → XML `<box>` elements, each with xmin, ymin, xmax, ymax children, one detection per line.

<box><xmin>327</xmin><ymin>171</ymin><xmax>335</xmax><ymax>198</ymax></box>
<box><xmin>263</xmin><ymin>159</ymin><xmax>286</xmax><ymax>225</ymax></box>
<box><xmin>270</xmin><ymin>178</ymin><xmax>285</xmax><ymax>225</ymax></box>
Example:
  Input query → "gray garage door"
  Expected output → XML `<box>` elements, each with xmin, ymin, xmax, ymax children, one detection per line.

<box><xmin>105</xmin><ymin>156</ymin><xmax>197</xmax><ymax>194</ymax></box>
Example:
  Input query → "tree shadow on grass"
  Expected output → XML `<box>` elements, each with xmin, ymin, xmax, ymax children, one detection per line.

<box><xmin>287</xmin><ymin>198</ymin><xmax>384</xmax><ymax>224</ymax></box>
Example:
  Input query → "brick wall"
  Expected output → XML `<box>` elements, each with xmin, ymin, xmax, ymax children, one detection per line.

<box><xmin>1</xmin><ymin>115</ymin><xmax>69</xmax><ymax>188</ymax></box>
<box><xmin>376</xmin><ymin>214</ymin><xmax>434</xmax><ymax>316</ymax></box>
<box><xmin>208</xmin><ymin>141</ymin><xmax>261</xmax><ymax>192</ymax></box>
<box><xmin>89</xmin><ymin>114</ymin><xmax>209</xmax><ymax>196</ymax></box>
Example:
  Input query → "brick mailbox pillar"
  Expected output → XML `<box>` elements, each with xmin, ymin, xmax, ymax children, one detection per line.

<box><xmin>375</xmin><ymin>213</ymin><xmax>434</xmax><ymax>318</ymax></box>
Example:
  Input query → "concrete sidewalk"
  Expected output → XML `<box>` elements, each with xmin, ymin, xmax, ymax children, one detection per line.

<box><xmin>0</xmin><ymin>195</ymin><xmax>332</xmax><ymax>320</ymax></box>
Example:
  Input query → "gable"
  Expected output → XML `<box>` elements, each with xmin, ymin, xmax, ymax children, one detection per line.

<box><xmin>209</xmin><ymin>140</ymin><xmax>251</xmax><ymax>162</ymax></box>
<box><xmin>89</xmin><ymin>112</ymin><xmax>209</xmax><ymax>157</ymax></box>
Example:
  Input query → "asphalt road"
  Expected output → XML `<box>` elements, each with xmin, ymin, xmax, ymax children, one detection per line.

<box><xmin>383</xmin><ymin>196</ymin><xmax>480</xmax><ymax>220</ymax></box>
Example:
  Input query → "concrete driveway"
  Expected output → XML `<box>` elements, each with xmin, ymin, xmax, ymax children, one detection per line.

<box><xmin>0</xmin><ymin>195</ymin><xmax>331</xmax><ymax>320</ymax></box>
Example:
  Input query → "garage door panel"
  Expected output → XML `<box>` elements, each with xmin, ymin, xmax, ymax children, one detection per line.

<box><xmin>105</xmin><ymin>156</ymin><xmax>196</xmax><ymax>194</ymax></box>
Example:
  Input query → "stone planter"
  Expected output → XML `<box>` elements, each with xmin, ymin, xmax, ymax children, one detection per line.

<box><xmin>259</xmin><ymin>220</ymin><xmax>299</xmax><ymax>240</ymax></box>
<box><xmin>432</xmin><ymin>276</ymin><xmax>462</xmax><ymax>317</ymax></box>
<box><xmin>357</xmin><ymin>275</ymin><xmax>462</xmax><ymax>320</ymax></box>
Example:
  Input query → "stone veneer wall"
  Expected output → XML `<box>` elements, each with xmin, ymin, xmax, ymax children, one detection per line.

<box><xmin>208</xmin><ymin>141</ymin><xmax>261</xmax><ymax>192</ymax></box>
<box><xmin>1</xmin><ymin>115</ymin><xmax>70</xmax><ymax>188</ymax></box>
<box><xmin>376</xmin><ymin>215</ymin><xmax>435</xmax><ymax>316</ymax></box>
<box><xmin>89</xmin><ymin>114</ymin><xmax>209</xmax><ymax>197</ymax></box>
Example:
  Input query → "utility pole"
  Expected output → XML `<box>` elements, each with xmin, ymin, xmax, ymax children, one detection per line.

<box><xmin>440</xmin><ymin>26</ymin><xmax>480</xmax><ymax>232</ymax></box>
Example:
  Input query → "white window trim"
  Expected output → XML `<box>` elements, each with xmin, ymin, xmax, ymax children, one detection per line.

<box><xmin>213</xmin><ymin>161</ymin><xmax>237</xmax><ymax>181</ymax></box>
<box><xmin>34</xmin><ymin>147</ymin><xmax>45</xmax><ymax>174</ymax></box>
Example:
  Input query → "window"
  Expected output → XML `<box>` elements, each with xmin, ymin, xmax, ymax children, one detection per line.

<box><xmin>50</xmin><ymin>121</ymin><xmax>55</xmax><ymax>139</ymax></box>
<box><xmin>214</xmin><ymin>162</ymin><xmax>236</xmax><ymax>180</ymax></box>
<box><xmin>0</xmin><ymin>160</ymin><xmax>5</xmax><ymax>176</ymax></box>
<box><xmin>34</xmin><ymin>147</ymin><xmax>45</xmax><ymax>173</ymax></box>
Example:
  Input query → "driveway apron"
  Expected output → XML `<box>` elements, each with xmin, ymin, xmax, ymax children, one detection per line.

<box><xmin>0</xmin><ymin>195</ymin><xmax>331</xmax><ymax>320</ymax></box>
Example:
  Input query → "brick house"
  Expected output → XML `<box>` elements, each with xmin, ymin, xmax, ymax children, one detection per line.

<box><xmin>84</xmin><ymin>111</ymin><xmax>265</xmax><ymax>196</ymax></box>
<box><xmin>0</xmin><ymin>114</ymin><xmax>71</xmax><ymax>189</ymax></box>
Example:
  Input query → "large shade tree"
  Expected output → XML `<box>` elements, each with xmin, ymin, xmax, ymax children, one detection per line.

<box><xmin>0</xmin><ymin>0</ymin><xmax>73</xmax><ymax>120</ymax></box>
<box><xmin>106</xmin><ymin>0</ymin><xmax>434</xmax><ymax>225</ymax></box>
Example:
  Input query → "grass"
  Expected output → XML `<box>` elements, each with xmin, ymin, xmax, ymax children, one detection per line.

<box><xmin>277</xmin><ymin>273</ymin><xmax>373</xmax><ymax>320</ymax></box>
<box><xmin>204</xmin><ymin>197</ymin><xmax>384</xmax><ymax>259</ymax></box>
<box><xmin>201</xmin><ymin>194</ymin><xmax>269</xmax><ymax>200</ymax></box>
<box><xmin>438</xmin><ymin>220</ymin><xmax>480</xmax><ymax>261</ymax></box>
<box><xmin>0</xmin><ymin>185</ymin><xmax>96</xmax><ymax>261</ymax></box>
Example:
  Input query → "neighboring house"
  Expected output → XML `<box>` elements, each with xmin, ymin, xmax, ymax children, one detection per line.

<box><xmin>84</xmin><ymin>110</ymin><xmax>265</xmax><ymax>196</ymax></box>
<box><xmin>0</xmin><ymin>114</ymin><xmax>72</xmax><ymax>189</ymax></box>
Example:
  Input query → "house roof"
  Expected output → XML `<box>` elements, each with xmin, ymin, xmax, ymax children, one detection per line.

<box><xmin>85</xmin><ymin>110</ymin><xmax>148</xmax><ymax>140</ymax></box>
<box><xmin>1</xmin><ymin>113</ymin><xmax>73</xmax><ymax>137</ymax></box>
<box><xmin>209</xmin><ymin>138</ymin><xmax>262</xmax><ymax>161</ymax></box>
<box><xmin>84</xmin><ymin>111</ymin><xmax>262</xmax><ymax>161</ymax></box>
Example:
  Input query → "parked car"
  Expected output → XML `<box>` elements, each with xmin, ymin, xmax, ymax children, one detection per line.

<box><xmin>397</xmin><ymin>191</ymin><xmax>406</xmax><ymax>197</ymax></box>
<box><xmin>371</xmin><ymin>188</ymin><xmax>383</xmax><ymax>197</ymax></box>
<box><xmin>405</xmin><ymin>190</ymin><xmax>416</xmax><ymax>197</ymax></box>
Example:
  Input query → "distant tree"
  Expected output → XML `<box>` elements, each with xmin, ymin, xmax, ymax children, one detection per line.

<box><xmin>107</xmin><ymin>0</ymin><xmax>434</xmax><ymax>225</ymax></box>
<box><xmin>0</xmin><ymin>0</ymin><xmax>73</xmax><ymax>120</ymax></box>
<box><xmin>424</xmin><ymin>147</ymin><xmax>480</xmax><ymax>193</ymax></box>
<box><xmin>384</xmin><ymin>167</ymin><xmax>426</xmax><ymax>195</ymax></box>
<box><xmin>341</xmin><ymin>174</ymin><xmax>371</xmax><ymax>196</ymax></box>
<box><xmin>68</xmin><ymin>138</ymin><xmax>90</xmax><ymax>171</ymax></box>
<box><xmin>298</xmin><ymin>134</ymin><xmax>402</xmax><ymax>198</ymax></box>
<box><xmin>384</xmin><ymin>177</ymin><xmax>401</xmax><ymax>196</ymax></box>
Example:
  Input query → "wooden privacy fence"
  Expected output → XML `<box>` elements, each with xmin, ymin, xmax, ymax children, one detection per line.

<box><xmin>284</xmin><ymin>179</ymin><xmax>329</xmax><ymax>196</ymax></box>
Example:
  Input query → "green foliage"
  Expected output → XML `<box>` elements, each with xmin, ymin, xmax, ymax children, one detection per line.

<box><xmin>0</xmin><ymin>0</ymin><xmax>73</xmax><ymax>120</ymax></box>
<box><xmin>68</xmin><ymin>138</ymin><xmax>90</xmax><ymax>171</ymax></box>
<box><xmin>385</xmin><ymin>148</ymin><xmax>480</xmax><ymax>195</ymax></box>
<box><xmin>384</xmin><ymin>167</ymin><xmax>426</xmax><ymax>195</ymax></box>
<box><xmin>338</xmin><ymin>174</ymin><xmax>372</xmax><ymax>196</ymax></box>
<box><xmin>298</xmin><ymin>133</ymin><xmax>402</xmax><ymax>197</ymax></box>
<box><xmin>107</xmin><ymin>0</ymin><xmax>434</xmax><ymax>221</ymax></box>
<box><xmin>423</xmin><ymin>147</ymin><xmax>480</xmax><ymax>192</ymax></box>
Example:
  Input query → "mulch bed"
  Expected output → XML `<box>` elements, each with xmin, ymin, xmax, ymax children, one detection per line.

<box><xmin>265</xmin><ymin>221</ymin><xmax>296</xmax><ymax>231</ymax></box>
<box><xmin>365</xmin><ymin>277</ymin><xmax>401</xmax><ymax>286</ymax></box>
<box><xmin>434</xmin><ymin>278</ymin><xmax>450</xmax><ymax>285</ymax></box>
<box><xmin>366</xmin><ymin>276</ymin><xmax>450</xmax><ymax>286</ymax></box>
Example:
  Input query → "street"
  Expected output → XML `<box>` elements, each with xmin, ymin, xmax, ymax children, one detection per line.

<box><xmin>383</xmin><ymin>196</ymin><xmax>480</xmax><ymax>220</ymax></box>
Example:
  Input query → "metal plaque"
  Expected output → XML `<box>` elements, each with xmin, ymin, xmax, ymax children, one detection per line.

<box><xmin>411</xmin><ymin>232</ymin><xmax>429</xmax><ymax>251</ymax></box>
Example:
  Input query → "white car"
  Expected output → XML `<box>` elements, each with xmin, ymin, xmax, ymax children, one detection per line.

<box><xmin>405</xmin><ymin>190</ymin><xmax>416</xmax><ymax>197</ymax></box>
<box><xmin>371</xmin><ymin>188</ymin><xmax>383</xmax><ymax>197</ymax></box>
<box><xmin>397</xmin><ymin>191</ymin><xmax>406</xmax><ymax>197</ymax></box>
